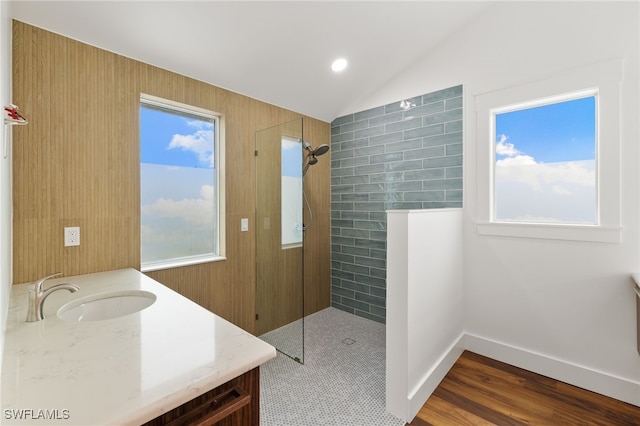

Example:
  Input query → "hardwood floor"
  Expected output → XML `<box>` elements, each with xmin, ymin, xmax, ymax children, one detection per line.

<box><xmin>409</xmin><ymin>351</ymin><xmax>640</xmax><ymax>426</ymax></box>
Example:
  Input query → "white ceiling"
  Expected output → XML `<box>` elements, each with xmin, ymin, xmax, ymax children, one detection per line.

<box><xmin>9</xmin><ymin>1</ymin><xmax>494</xmax><ymax>122</ymax></box>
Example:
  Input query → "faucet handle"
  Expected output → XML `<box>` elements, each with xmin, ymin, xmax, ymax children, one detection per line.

<box><xmin>33</xmin><ymin>272</ymin><xmax>63</xmax><ymax>293</ymax></box>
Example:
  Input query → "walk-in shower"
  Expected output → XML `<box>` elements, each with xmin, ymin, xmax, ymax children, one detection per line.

<box><xmin>255</xmin><ymin>118</ymin><xmax>331</xmax><ymax>364</ymax></box>
<box><xmin>255</xmin><ymin>118</ymin><xmax>306</xmax><ymax>363</ymax></box>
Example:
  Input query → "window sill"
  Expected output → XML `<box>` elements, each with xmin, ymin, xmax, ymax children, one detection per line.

<box><xmin>282</xmin><ymin>242</ymin><xmax>302</xmax><ymax>250</ymax></box>
<box><xmin>476</xmin><ymin>221</ymin><xmax>621</xmax><ymax>243</ymax></box>
<box><xmin>141</xmin><ymin>254</ymin><xmax>226</xmax><ymax>273</ymax></box>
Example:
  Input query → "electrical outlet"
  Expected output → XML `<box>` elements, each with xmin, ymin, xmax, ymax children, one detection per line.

<box><xmin>64</xmin><ymin>227</ymin><xmax>80</xmax><ymax>247</ymax></box>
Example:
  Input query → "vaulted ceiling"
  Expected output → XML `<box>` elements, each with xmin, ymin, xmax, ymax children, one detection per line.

<box><xmin>10</xmin><ymin>1</ymin><xmax>494</xmax><ymax>122</ymax></box>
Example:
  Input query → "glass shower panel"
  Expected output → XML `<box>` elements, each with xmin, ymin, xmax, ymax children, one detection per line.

<box><xmin>255</xmin><ymin>118</ymin><xmax>304</xmax><ymax>363</ymax></box>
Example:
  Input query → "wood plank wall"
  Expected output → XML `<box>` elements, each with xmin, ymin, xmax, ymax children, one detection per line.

<box><xmin>11</xmin><ymin>21</ymin><xmax>331</xmax><ymax>333</ymax></box>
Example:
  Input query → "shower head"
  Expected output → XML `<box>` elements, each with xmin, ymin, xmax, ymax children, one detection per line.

<box><xmin>313</xmin><ymin>144</ymin><xmax>330</xmax><ymax>157</ymax></box>
<box><xmin>302</xmin><ymin>142</ymin><xmax>330</xmax><ymax>176</ymax></box>
<box><xmin>303</xmin><ymin>142</ymin><xmax>330</xmax><ymax>157</ymax></box>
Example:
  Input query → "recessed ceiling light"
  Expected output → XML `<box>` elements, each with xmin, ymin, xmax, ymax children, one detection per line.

<box><xmin>331</xmin><ymin>58</ymin><xmax>348</xmax><ymax>73</ymax></box>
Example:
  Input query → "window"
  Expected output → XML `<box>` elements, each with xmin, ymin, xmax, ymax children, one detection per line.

<box><xmin>140</xmin><ymin>94</ymin><xmax>225</xmax><ymax>271</ymax></box>
<box><xmin>493</xmin><ymin>93</ymin><xmax>597</xmax><ymax>225</ymax></box>
<box><xmin>475</xmin><ymin>59</ymin><xmax>622</xmax><ymax>242</ymax></box>
<box><xmin>281</xmin><ymin>137</ymin><xmax>303</xmax><ymax>248</ymax></box>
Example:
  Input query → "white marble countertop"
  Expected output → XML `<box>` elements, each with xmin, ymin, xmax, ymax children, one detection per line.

<box><xmin>1</xmin><ymin>268</ymin><xmax>276</xmax><ymax>425</ymax></box>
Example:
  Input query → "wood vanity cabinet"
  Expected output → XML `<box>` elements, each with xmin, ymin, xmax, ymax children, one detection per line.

<box><xmin>142</xmin><ymin>367</ymin><xmax>260</xmax><ymax>426</ymax></box>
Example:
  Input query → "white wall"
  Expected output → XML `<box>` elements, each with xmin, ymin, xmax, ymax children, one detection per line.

<box><xmin>358</xmin><ymin>1</ymin><xmax>640</xmax><ymax>405</ymax></box>
<box><xmin>386</xmin><ymin>209</ymin><xmax>464</xmax><ymax>422</ymax></box>
<box><xmin>0</xmin><ymin>0</ymin><xmax>13</xmax><ymax>372</ymax></box>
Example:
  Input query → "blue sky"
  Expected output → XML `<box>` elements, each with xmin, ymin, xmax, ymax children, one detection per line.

<box><xmin>496</xmin><ymin>96</ymin><xmax>596</xmax><ymax>163</ymax></box>
<box><xmin>282</xmin><ymin>138</ymin><xmax>302</xmax><ymax>177</ymax></box>
<box><xmin>494</xmin><ymin>95</ymin><xmax>597</xmax><ymax>224</ymax></box>
<box><xmin>140</xmin><ymin>105</ymin><xmax>214</xmax><ymax>168</ymax></box>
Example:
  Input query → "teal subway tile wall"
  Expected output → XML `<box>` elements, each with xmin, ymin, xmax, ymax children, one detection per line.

<box><xmin>330</xmin><ymin>85</ymin><xmax>463</xmax><ymax>323</ymax></box>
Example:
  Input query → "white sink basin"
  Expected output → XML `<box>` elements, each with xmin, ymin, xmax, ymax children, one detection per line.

<box><xmin>57</xmin><ymin>290</ymin><xmax>156</xmax><ymax>322</ymax></box>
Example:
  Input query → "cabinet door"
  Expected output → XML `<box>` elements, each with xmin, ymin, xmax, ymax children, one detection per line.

<box><xmin>143</xmin><ymin>367</ymin><xmax>259</xmax><ymax>426</ymax></box>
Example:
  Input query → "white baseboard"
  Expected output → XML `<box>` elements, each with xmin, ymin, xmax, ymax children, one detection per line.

<box><xmin>394</xmin><ymin>332</ymin><xmax>640</xmax><ymax>423</ymax></box>
<box><xmin>405</xmin><ymin>333</ymin><xmax>465</xmax><ymax>422</ymax></box>
<box><xmin>464</xmin><ymin>333</ymin><xmax>640</xmax><ymax>407</ymax></box>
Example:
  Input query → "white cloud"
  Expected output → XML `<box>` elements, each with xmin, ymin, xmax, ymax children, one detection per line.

<box><xmin>168</xmin><ymin>120</ymin><xmax>214</xmax><ymax>167</ymax></box>
<box><xmin>141</xmin><ymin>184</ymin><xmax>214</xmax><ymax>227</ymax></box>
<box><xmin>495</xmin><ymin>133</ymin><xmax>594</xmax><ymax>192</ymax></box>
<box><xmin>140</xmin><ymin>162</ymin><xmax>216</xmax><ymax>263</ymax></box>
<box><xmin>496</xmin><ymin>158</ymin><xmax>595</xmax><ymax>192</ymax></box>
<box><xmin>495</xmin><ymin>134</ymin><xmax>520</xmax><ymax>157</ymax></box>
<box><xmin>495</xmin><ymin>135</ymin><xmax>596</xmax><ymax>223</ymax></box>
<box><xmin>186</xmin><ymin>119</ymin><xmax>212</xmax><ymax>130</ymax></box>
<box><xmin>551</xmin><ymin>185</ymin><xmax>571</xmax><ymax>196</ymax></box>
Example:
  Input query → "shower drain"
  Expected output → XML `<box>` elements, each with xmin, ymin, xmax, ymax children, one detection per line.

<box><xmin>342</xmin><ymin>337</ymin><xmax>356</xmax><ymax>345</ymax></box>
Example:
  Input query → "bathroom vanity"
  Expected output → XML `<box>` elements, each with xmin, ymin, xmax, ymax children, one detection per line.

<box><xmin>1</xmin><ymin>268</ymin><xmax>276</xmax><ymax>425</ymax></box>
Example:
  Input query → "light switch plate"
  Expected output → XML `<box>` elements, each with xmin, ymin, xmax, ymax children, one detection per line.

<box><xmin>241</xmin><ymin>218</ymin><xmax>249</xmax><ymax>232</ymax></box>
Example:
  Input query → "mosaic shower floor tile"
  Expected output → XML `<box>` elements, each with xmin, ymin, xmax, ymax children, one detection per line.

<box><xmin>260</xmin><ymin>307</ymin><xmax>404</xmax><ymax>426</ymax></box>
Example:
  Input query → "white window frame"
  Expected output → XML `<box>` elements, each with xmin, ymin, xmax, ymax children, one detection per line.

<box><xmin>474</xmin><ymin>59</ymin><xmax>623</xmax><ymax>243</ymax></box>
<box><xmin>140</xmin><ymin>94</ymin><xmax>226</xmax><ymax>272</ymax></box>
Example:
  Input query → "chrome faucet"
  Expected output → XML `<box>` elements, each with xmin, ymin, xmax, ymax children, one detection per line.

<box><xmin>26</xmin><ymin>272</ymin><xmax>79</xmax><ymax>322</ymax></box>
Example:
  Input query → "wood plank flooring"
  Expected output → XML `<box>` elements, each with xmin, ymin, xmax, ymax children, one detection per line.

<box><xmin>409</xmin><ymin>351</ymin><xmax>640</xmax><ymax>426</ymax></box>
